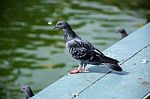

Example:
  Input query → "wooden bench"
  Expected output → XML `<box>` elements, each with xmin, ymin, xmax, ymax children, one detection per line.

<box><xmin>30</xmin><ymin>23</ymin><xmax>150</xmax><ymax>99</ymax></box>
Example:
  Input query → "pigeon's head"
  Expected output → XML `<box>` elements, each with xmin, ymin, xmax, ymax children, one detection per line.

<box><xmin>53</xmin><ymin>21</ymin><xmax>69</xmax><ymax>29</ymax></box>
<box><xmin>21</xmin><ymin>85</ymin><xmax>32</xmax><ymax>93</ymax></box>
<box><xmin>116</xmin><ymin>28</ymin><xmax>126</xmax><ymax>34</ymax></box>
<box><xmin>21</xmin><ymin>85</ymin><xmax>34</xmax><ymax>98</ymax></box>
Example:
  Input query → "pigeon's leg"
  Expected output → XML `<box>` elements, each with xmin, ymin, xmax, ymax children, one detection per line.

<box><xmin>69</xmin><ymin>62</ymin><xmax>86</xmax><ymax>74</ymax></box>
<box><xmin>80</xmin><ymin>63</ymin><xmax>87</xmax><ymax>72</ymax></box>
<box><xmin>69</xmin><ymin>61</ymin><xmax>81</xmax><ymax>74</ymax></box>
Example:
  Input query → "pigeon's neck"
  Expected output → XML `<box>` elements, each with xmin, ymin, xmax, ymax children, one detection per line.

<box><xmin>63</xmin><ymin>26</ymin><xmax>78</xmax><ymax>42</ymax></box>
<box><xmin>25</xmin><ymin>90</ymin><xmax>34</xmax><ymax>99</ymax></box>
<box><xmin>121</xmin><ymin>32</ymin><xmax>128</xmax><ymax>38</ymax></box>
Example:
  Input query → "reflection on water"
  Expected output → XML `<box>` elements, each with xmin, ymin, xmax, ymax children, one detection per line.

<box><xmin>0</xmin><ymin>0</ymin><xmax>149</xmax><ymax>99</ymax></box>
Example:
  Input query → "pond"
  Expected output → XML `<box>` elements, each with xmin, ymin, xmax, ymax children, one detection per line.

<box><xmin>0</xmin><ymin>0</ymin><xmax>149</xmax><ymax>99</ymax></box>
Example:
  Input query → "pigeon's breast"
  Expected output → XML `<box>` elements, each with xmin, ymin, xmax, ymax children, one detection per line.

<box><xmin>65</xmin><ymin>39</ymin><xmax>81</xmax><ymax>50</ymax></box>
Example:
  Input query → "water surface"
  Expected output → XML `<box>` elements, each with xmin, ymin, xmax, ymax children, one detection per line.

<box><xmin>0</xmin><ymin>0</ymin><xmax>149</xmax><ymax>99</ymax></box>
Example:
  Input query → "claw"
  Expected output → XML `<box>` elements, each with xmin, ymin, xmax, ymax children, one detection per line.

<box><xmin>69</xmin><ymin>69</ymin><xmax>80</xmax><ymax>74</ymax></box>
<box><xmin>69</xmin><ymin>67</ymin><xmax>87</xmax><ymax>74</ymax></box>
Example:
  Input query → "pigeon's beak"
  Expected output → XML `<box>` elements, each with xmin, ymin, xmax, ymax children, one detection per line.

<box><xmin>53</xmin><ymin>26</ymin><xmax>57</xmax><ymax>29</ymax></box>
<box><xmin>53</xmin><ymin>26</ymin><xmax>59</xmax><ymax>29</ymax></box>
<box><xmin>20</xmin><ymin>89</ymin><xmax>23</xmax><ymax>92</ymax></box>
<box><xmin>115</xmin><ymin>30</ymin><xmax>119</xmax><ymax>33</ymax></box>
<box><xmin>115</xmin><ymin>31</ymin><xmax>118</xmax><ymax>33</ymax></box>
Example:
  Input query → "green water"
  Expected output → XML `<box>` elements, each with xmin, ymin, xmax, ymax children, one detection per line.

<box><xmin>0</xmin><ymin>0</ymin><xmax>149</xmax><ymax>99</ymax></box>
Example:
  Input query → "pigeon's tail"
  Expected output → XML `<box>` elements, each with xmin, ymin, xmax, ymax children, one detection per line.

<box><xmin>103</xmin><ymin>56</ymin><xmax>119</xmax><ymax>64</ymax></box>
<box><xmin>103</xmin><ymin>56</ymin><xmax>122</xmax><ymax>71</ymax></box>
<box><xmin>107</xmin><ymin>64</ymin><xmax>122</xmax><ymax>71</ymax></box>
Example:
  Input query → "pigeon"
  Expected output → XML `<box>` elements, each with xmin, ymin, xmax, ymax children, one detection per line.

<box><xmin>116</xmin><ymin>28</ymin><xmax>128</xmax><ymax>39</ymax></box>
<box><xmin>53</xmin><ymin>21</ymin><xmax>122</xmax><ymax>74</ymax></box>
<box><xmin>21</xmin><ymin>85</ymin><xmax>34</xmax><ymax>99</ymax></box>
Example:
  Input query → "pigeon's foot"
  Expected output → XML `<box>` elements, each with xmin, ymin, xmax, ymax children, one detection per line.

<box><xmin>69</xmin><ymin>68</ymin><xmax>80</xmax><ymax>74</ymax></box>
<box><xmin>69</xmin><ymin>67</ymin><xmax>87</xmax><ymax>74</ymax></box>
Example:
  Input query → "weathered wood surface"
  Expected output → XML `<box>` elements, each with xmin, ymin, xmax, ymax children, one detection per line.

<box><xmin>30</xmin><ymin>23</ymin><xmax>150</xmax><ymax>99</ymax></box>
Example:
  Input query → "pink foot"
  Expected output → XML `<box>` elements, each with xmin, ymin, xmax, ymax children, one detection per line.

<box><xmin>69</xmin><ymin>68</ymin><xmax>80</xmax><ymax>74</ymax></box>
<box><xmin>69</xmin><ymin>67</ymin><xmax>87</xmax><ymax>74</ymax></box>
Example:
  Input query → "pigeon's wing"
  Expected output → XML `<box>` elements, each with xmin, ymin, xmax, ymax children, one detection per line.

<box><xmin>66</xmin><ymin>38</ymin><xmax>94</xmax><ymax>60</ymax></box>
<box><xmin>79</xmin><ymin>40</ymin><xmax>110</xmax><ymax>64</ymax></box>
<box><xmin>93</xmin><ymin>48</ymin><xmax>104</xmax><ymax>56</ymax></box>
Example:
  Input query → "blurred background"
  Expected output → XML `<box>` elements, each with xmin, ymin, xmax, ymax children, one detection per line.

<box><xmin>0</xmin><ymin>0</ymin><xmax>149</xmax><ymax>99</ymax></box>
